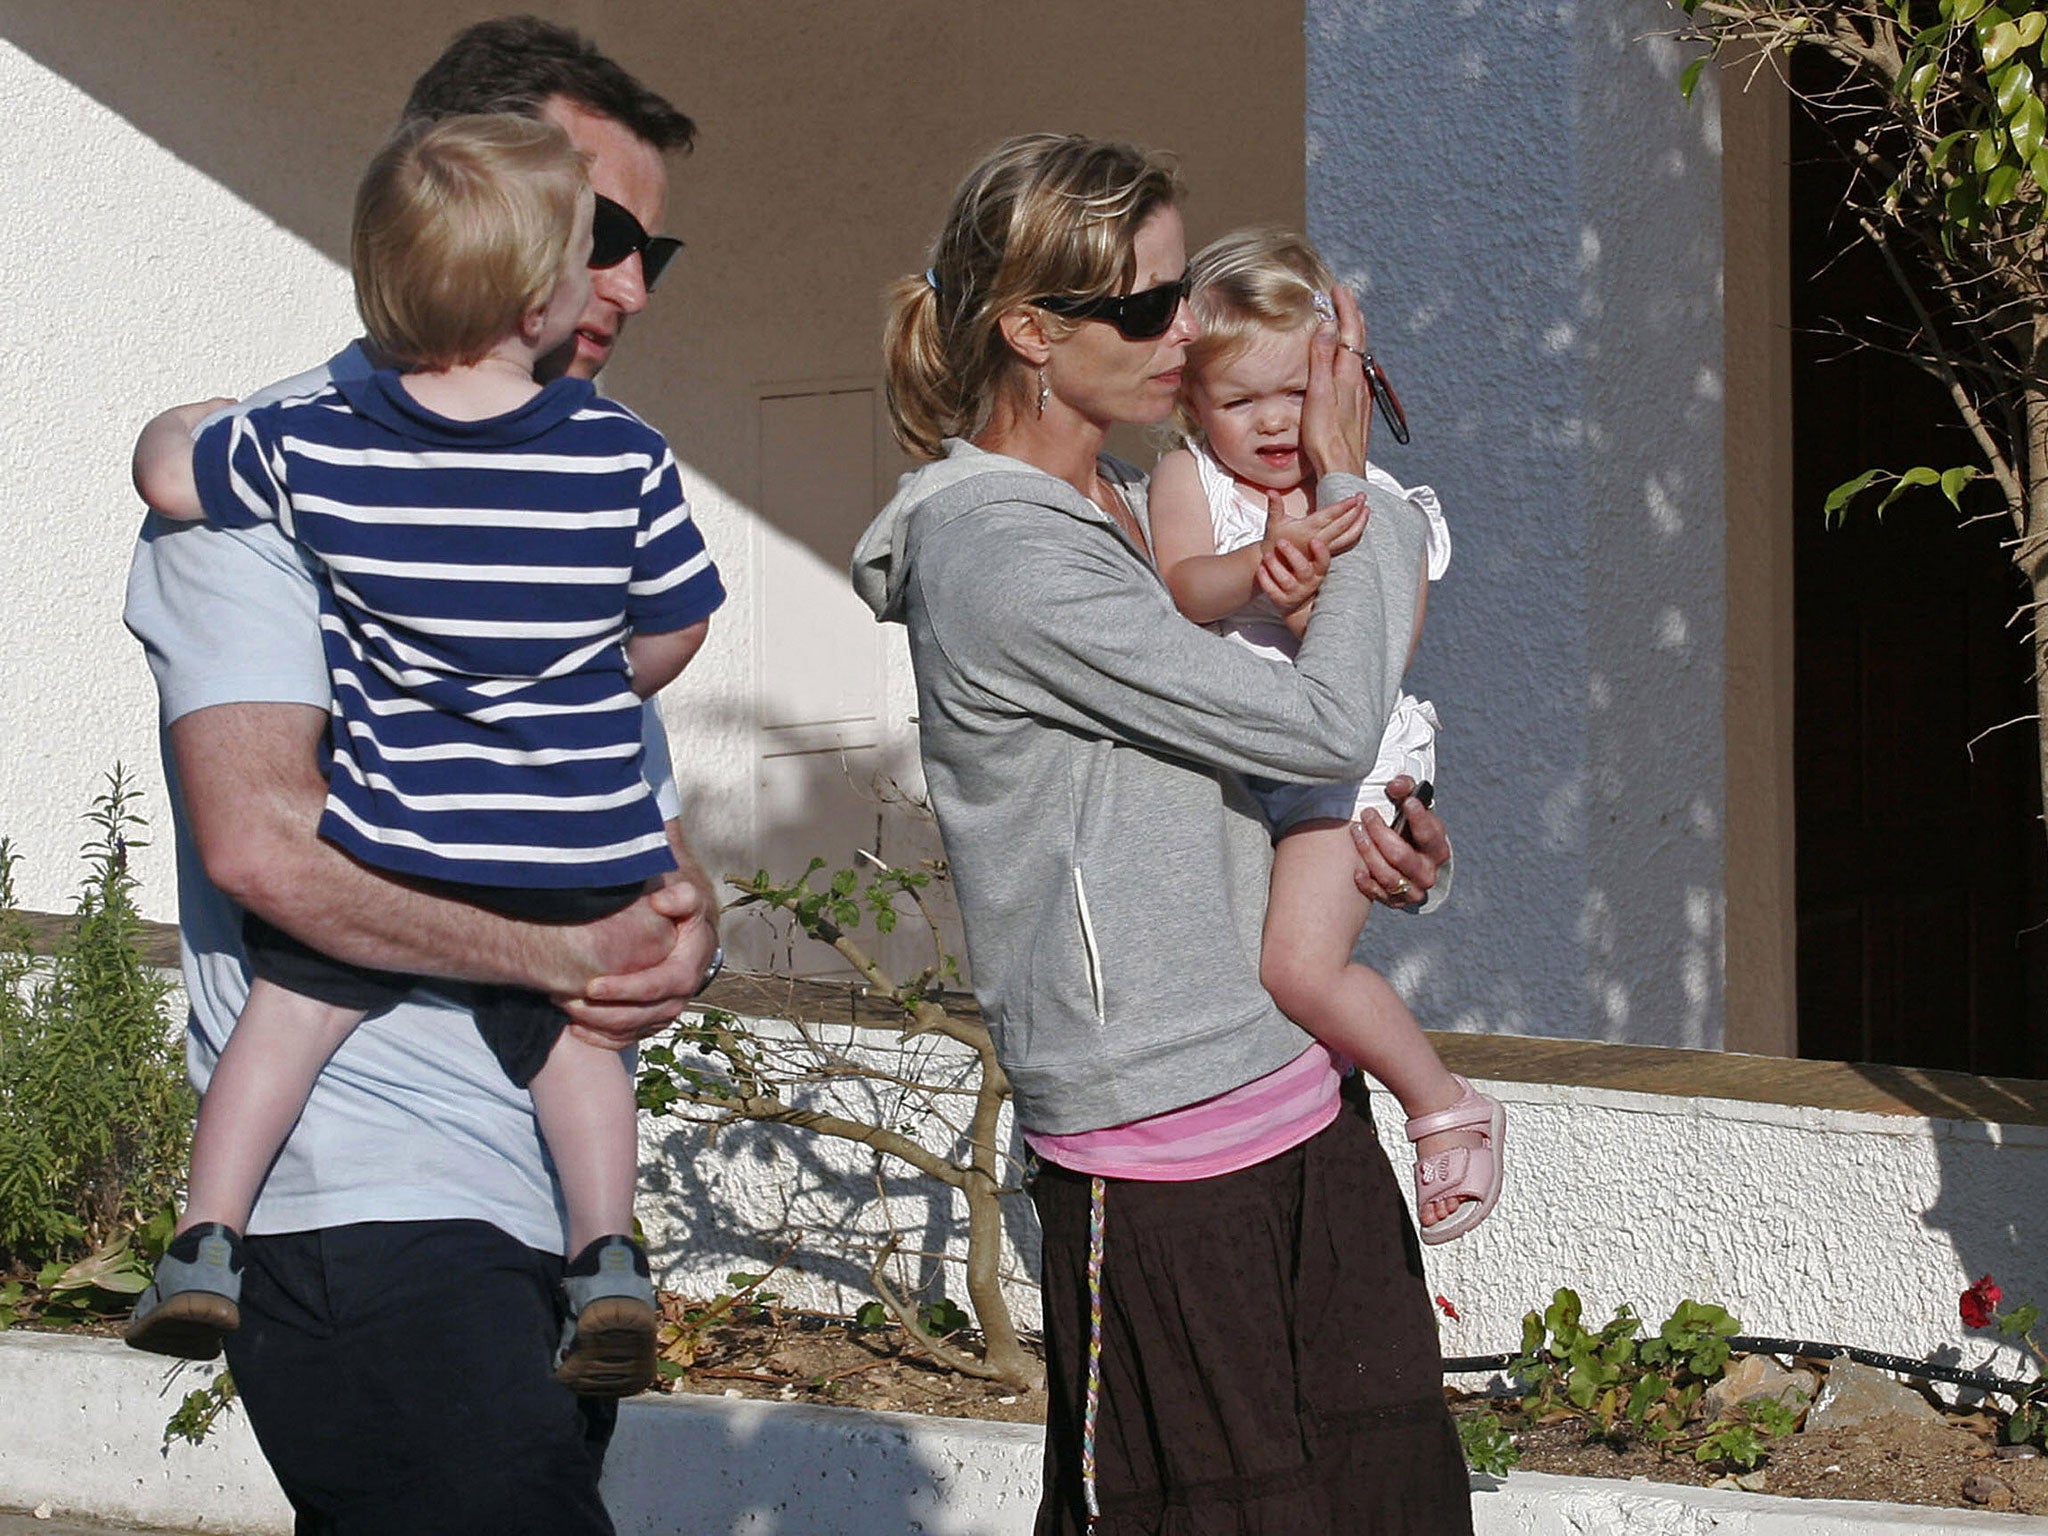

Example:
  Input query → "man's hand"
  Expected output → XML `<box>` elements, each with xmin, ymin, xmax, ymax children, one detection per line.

<box><xmin>1349</xmin><ymin>774</ymin><xmax>1450</xmax><ymax>908</ymax></box>
<box><xmin>560</xmin><ymin>837</ymin><xmax>721</xmax><ymax>1047</ymax></box>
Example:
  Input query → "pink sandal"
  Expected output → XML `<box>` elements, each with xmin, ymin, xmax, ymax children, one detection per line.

<box><xmin>1404</xmin><ymin>1075</ymin><xmax>1505</xmax><ymax>1247</ymax></box>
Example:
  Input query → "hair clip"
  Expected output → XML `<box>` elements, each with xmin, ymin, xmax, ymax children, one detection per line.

<box><xmin>924</xmin><ymin>268</ymin><xmax>942</xmax><ymax>294</ymax></box>
<box><xmin>1310</xmin><ymin>290</ymin><xmax>1336</xmax><ymax>324</ymax></box>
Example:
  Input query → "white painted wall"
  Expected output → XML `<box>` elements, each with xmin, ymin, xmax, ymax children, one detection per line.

<box><xmin>642</xmin><ymin>1025</ymin><xmax>2048</xmax><ymax>1393</ymax></box>
<box><xmin>0</xmin><ymin>37</ymin><xmax>357</xmax><ymax>921</ymax></box>
<box><xmin>1305</xmin><ymin>3</ymin><xmax>1731</xmax><ymax>1047</ymax></box>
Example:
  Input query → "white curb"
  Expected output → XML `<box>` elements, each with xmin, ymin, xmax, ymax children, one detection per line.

<box><xmin>5</xmin><ymin>1335</ymin><xmax>2046</xmax><ymax>1534</ymax></box>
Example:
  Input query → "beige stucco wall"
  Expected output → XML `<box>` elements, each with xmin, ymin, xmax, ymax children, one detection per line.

<box><xmin>0</xmin><ymin>2</ymin><xmax>1303</xmax><ymax>972</ymax></box>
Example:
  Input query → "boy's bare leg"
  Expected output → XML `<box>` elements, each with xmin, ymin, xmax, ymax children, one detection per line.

<box><xmin>528</xmin><ymin>1033</ymin><xmax>638</xmax><ymax>1255</ymax></box>
<box><xmin>1260</xmin><ymin>818</ymin><xmax>1480</xmax><ymax>1228</ymax></box>
<box><xmin>182</xmin><ymin>980</ymin><xmax>365</xmax><ymax>1234</ymax></box>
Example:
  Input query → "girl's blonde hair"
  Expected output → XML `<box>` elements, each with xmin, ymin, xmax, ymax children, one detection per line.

<box><xmin>1173</xmin><ymin>228</ymin><xmax>1338</xmax><ymax>441</ymax></box>
<box><xmin>353</xmin><ymin>113</ymin><xmax>588</xmax><ymax>370</ymax></box>
<box><xmin>884</xmin><ymin>133</ymin><xmax>1183</xmax><ymax>460</ymax></box>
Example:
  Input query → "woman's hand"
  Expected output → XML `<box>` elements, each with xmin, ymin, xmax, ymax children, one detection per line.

<box><xmin>1349</xmin><ymin>775</ymin><xmax>1449</xmax><ymax>908</ymax></box>
<box><xmin>1297</xmin><ymin>285</ymin><xmax>1372</xmax><ymax>483</ymax></box>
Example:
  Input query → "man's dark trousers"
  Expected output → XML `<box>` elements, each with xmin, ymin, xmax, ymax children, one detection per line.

<box><xmin>222</xmin><ymin>1220</ymin><xmax>617</xmax><ymax>1536</ymax></box>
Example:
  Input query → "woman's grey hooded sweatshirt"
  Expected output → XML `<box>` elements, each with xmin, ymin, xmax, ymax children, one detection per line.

<box><xmin>850</xmin><ymin>440</ymin><xmax>1427</xmax><ymax>1135</ymax></box>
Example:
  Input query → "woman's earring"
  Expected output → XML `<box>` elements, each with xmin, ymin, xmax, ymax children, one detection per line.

<box><xmin>1037</xmin><ymin>368</ymin><xmax>1049</xmax><ymax>419</ymax></box>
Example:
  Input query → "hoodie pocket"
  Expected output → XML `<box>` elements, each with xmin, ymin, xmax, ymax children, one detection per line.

<box><xmin>1070</xmin><ymin>866</ymin><xmax>1106</xmax><ymax>1026</ymax></box>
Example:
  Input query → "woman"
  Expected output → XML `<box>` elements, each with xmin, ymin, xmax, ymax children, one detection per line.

<box><xmin>852</xmin><ymin>134</ymin><xmax>1471</xmax><ymax>1534</ymax></box>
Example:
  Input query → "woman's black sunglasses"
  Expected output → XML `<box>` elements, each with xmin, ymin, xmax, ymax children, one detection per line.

<box><xmin>1361</xmin><ymin>353</ymin><xmax>1411</xmax><ymax>445</ymax></box>
<box><xmin>591</xmin><ymin>193</ymin><xmax>683</xmax><ymax>292</ymax></box>
<box><xmin>1032</xmin><ymin>271</ymin><xmax>1192</xmax><ymax>340</ymax></box>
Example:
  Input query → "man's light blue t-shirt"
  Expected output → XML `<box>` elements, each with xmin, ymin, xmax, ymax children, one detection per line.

<box><xmin>123</xmin><ymin>343</ymin><xmax>682</xmax><ymax>1253</ymax></box>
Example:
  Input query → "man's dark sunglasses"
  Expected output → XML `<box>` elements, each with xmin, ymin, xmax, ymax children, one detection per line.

<box><xmin>1032</xmin><ymin>271</ymin><xmax>1192</xmax><ymax>340</ymax></box>
<box><xmin>590</xmin><ymin>193</ymin><xmax>683</xmax><ymax>292</ymax></box>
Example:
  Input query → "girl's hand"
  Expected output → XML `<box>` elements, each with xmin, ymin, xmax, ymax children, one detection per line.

<box><xmin>1262</xmin><ymin>490</ymin><xmax>1366</xmax><ymax>561</ymax></box>
<box><xmin>1255</xmin><ymin>536</ymin><xmax>1329</xmax><ymax>613</ymax></box>
<box><xmin>1298</xmin><ymin>285</ymin><xmax>1372</xmax><ymax>482</ymax></box>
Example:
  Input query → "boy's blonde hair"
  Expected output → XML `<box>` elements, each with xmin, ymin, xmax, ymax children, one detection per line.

<box><xmin>1174</xmin><ymin>229</ymin><xmax>1338</xmax><ymax>441</ymax></box>
<box><xmin>353</xmin><ymin>113</ymin><xmax>588</xmax><ymax>371</ymax></box>
<box><xmin>884</xmin><ymin>133</ymin><xmax>1184</xmax><ymax>460</ymax></box>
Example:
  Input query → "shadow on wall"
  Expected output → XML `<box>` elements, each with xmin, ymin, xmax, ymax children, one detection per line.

<box><xmin>638</xmin><ymin>1104</ymin><xmax>1041</xmax><ymax>1329</ymax></box>
<box><xmin>1304</xmin><ymin>2</ymin><xmax>1729</xmax><ymax>1049</ymax></box>
<box><xmin>1849</xmin><ymin>1063</ymin><xmax>2048</xmax><ymax>1372</ymax></box>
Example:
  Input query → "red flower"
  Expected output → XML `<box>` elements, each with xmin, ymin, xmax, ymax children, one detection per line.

<box><xmin>1435</xmin><ymin>1294</ymin><xmax>1461</xmax><ymax>1322</ymax></box>
<box><xmin>1962</xmin><ymin>1275</ymin><xmax>2003</xmax><ymax>1329</ymax></box>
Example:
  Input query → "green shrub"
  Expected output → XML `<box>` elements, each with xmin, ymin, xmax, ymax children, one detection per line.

<box><xmin>0</xmin><ymin>768</ymin><xmax>190</xmax><ymax>1268</ymax></box>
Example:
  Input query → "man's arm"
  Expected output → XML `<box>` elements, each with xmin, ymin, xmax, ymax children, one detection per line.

<box><xmin>173</xmin><ymin>701</ymin><xmax>680</xmax><ymax>994</ymax></box>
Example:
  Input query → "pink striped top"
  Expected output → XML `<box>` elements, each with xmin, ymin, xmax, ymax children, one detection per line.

<box><xmin>1022</xmin><ymin>1044</ymin><xmax>1345</xmax><ymax>1181</ymax></box>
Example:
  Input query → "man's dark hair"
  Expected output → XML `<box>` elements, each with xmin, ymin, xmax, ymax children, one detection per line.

<box><xmin>403</xmin><ymin>15</ymin><xmax>695</xmax><ymax>153</ymax></box>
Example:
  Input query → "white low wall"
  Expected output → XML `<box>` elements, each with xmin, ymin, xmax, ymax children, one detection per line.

<box><xmin>5</xmin><ymin>1335</ymin><xmax>2045</xmax><ymax>1536</ymax></box>
<box><xmin>642</xmin><ymin>1027</ymin><xmax>2048</xmax><ymax>1385</ymax></box>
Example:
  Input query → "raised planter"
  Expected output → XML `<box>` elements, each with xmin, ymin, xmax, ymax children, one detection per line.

<box><xmin>4</xmin><ymin>1334</ymin><xmax>2044</xmax><ymax>1535</ymax></box>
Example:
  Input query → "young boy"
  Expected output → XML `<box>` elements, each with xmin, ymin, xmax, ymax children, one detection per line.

<box><xmin>126</xmin><ymin>112</ymin><xmax>724</xmax><ymax>1395</ymax></box>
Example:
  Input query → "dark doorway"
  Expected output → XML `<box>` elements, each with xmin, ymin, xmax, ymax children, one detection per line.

<box><xmin>1789</xmin><ymin>55</ymin><xmax>2048</xmax><ymax>1076</ymax></box>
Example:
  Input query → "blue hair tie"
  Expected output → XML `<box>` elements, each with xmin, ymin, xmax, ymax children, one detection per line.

<box><xmin>924</xmin><ymin>268</ymin><xmax>942</xmax><ymax>294</ymax></box>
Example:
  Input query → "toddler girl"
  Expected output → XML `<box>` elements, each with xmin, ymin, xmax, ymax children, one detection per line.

<box><xmin>124</xmin><ymin>113</ymin><xmax>725</xmax><ymax>1389</ymax></box>
<box><xmin>1150</xmin><ymin>229</ymin><xmax>1503</xmax><ymax>1243</ymax></box>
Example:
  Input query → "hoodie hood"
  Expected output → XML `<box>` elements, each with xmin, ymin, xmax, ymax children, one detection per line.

<box><xmin>851</xmin><ymin>439</ymin><xmax>1141</xmax><ymax>623</ymax></box>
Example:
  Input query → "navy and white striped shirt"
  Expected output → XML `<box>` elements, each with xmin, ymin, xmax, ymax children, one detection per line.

<box><xmin>193</xmin><ymin>369</ymin><xmax>725</xmax><ymax>889</ymax></box>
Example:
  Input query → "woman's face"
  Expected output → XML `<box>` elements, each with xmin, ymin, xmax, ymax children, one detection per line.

<box><xmin>1045</xmin><ymin>205</ymin><xmax>1198</xmax><ymax>429</ymax></box>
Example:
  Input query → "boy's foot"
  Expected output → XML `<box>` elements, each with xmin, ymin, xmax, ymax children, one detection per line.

<box><xmin>1404</xmin><ymin>1077</ymin><xmax>1505</xmax><ymax>1246</ymax></box>
<box><xmin>555</xmin><ymin>1235</ymin><xmax>658</xmax><ymax>1398</ymax></box>
<box><xmin>124</xmin><ymin>1223</ymin><xmax>244</xmax><ymax>1360</ymax></box>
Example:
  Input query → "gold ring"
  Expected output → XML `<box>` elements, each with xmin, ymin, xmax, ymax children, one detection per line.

<box><xmin>1387</xmin><ymin>876</ymin><xmax>1411</xmax><ymax>899</ymax></box>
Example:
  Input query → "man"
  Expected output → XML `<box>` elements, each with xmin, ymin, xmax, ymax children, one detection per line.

<box><xmin>124</xmin><ymin>18</ymin><xmax>706</xmax><ymax>1534</ymax></box>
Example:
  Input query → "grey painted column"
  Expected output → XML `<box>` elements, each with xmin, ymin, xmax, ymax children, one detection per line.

<box><xmin>1305</xmin><ymin>2</ymin><xmax>1728</xmax><ymax>1046</ymax></box>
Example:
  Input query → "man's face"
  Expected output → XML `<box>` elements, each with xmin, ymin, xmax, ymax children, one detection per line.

<box><xmin>537</xmin><ymin>96</ymin><xmax>671</xmax><ymax>381</ymax></box>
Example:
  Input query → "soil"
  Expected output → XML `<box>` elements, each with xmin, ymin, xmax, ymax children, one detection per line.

<box><xmin>652</xmin><ymin>1304</ymin><xmax>2048</xmax><ymax>1518</ymax></box>
<box><xmin>1478</xmin><ymin>1407</ymin><xmax>2048</xmax><ymax>1516</ymax></box>
<box><xmin>651</xmin><ymin>1295</ymin><xmax>1050</xmax><ymax>1427</ymax></box>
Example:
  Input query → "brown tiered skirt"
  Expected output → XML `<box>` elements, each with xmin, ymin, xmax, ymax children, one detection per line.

<box><xmin>1030</xmin><ymin>1078</ymin><xmax>1474</xmax><ymax>1535</ymax></box>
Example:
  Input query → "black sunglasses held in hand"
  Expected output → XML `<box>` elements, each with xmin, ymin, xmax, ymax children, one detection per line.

<box><xmin>590</xmin><ymin>193</ymin><xmax>683</xmax><ymax>291</ymax></box>
<box><xmin>1361</xmin><ymin>352</ymin><xmax>1410</xmax><ymax>445</ymax></box>
<box><xmin>1032</xmin><ymin>271</ymin><xmax>1192</xmax><ymax>340</ymax></box>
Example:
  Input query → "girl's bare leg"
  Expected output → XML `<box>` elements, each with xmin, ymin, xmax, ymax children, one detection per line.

<box><xmin>1259</xmin><ymin>818</ymin><xmax>1480</xmax><ymax>1228</ymax></box>
<box><xmin>182</xmin><ymin>979</ymin><xmax>364</xmax><ymax>1233</ymax></box>
<box><xmin>528</xmin><ymin>1031</ymin><xmax>638</xmax><ymax>1255</ymax></box>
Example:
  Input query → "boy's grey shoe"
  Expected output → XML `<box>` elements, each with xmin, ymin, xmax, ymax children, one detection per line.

<box><xmin>125</xmin><ymin>1222</ymin><xmax>243</xmax><ymax>1361</ymax></box>
<box><xmin>554</xmin><ymin>1234</ymin><xmax>658</xmax><ymax>1398</ymax></box>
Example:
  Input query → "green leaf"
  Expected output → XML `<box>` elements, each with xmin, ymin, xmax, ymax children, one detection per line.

<box><xmin>1823</xmin><ymin>468</ymin><xmax>1881</xmax><ymax>523</ymax></box>
<box><xmin>1985</xmin><ymin>161</ymin><xmax>2024</xmax><ymax>203</ymax></box>
<box><xmin>1681</xmin><ymin>55</ymin><xmax>1707</xmax><ymax>102</ymax></box>
<box><xmin>1948</xmin><ymin>0</ymin><xmax>1989</xmax><ymax>21</ymax></box>
<box><xmin>2015</xmin><ymin>93</ymin><xmax>2047</xmax><ymax>162</ymax></box>
<box><xmin>1877</xmin><ymin>464</ymin><xmax>1944</xmax><ymax>512</ymax></box>
<box><xmin>1997</xmin><ymin>60</ymin><xmax>2036</xmax><ymax>116</ymax></box>
<box><xmin>1977</xmin><ymin>126</ymin><xmax>2008</xmax><ymax>173</ymax></box>
<box><xmin>1986</xmin><ymin>18</ymin><xmax>2024</xmax><ymax>67</ymax></box>
<box><xmin>1940</xmin><ymin>465</ymin><xmax>1980</xmax><ymax>508</ymax></box>
<box><xmin>2019</xmin><ymin>9</ymin><xmax>2048</xmax><ymax>46</ymax></box>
